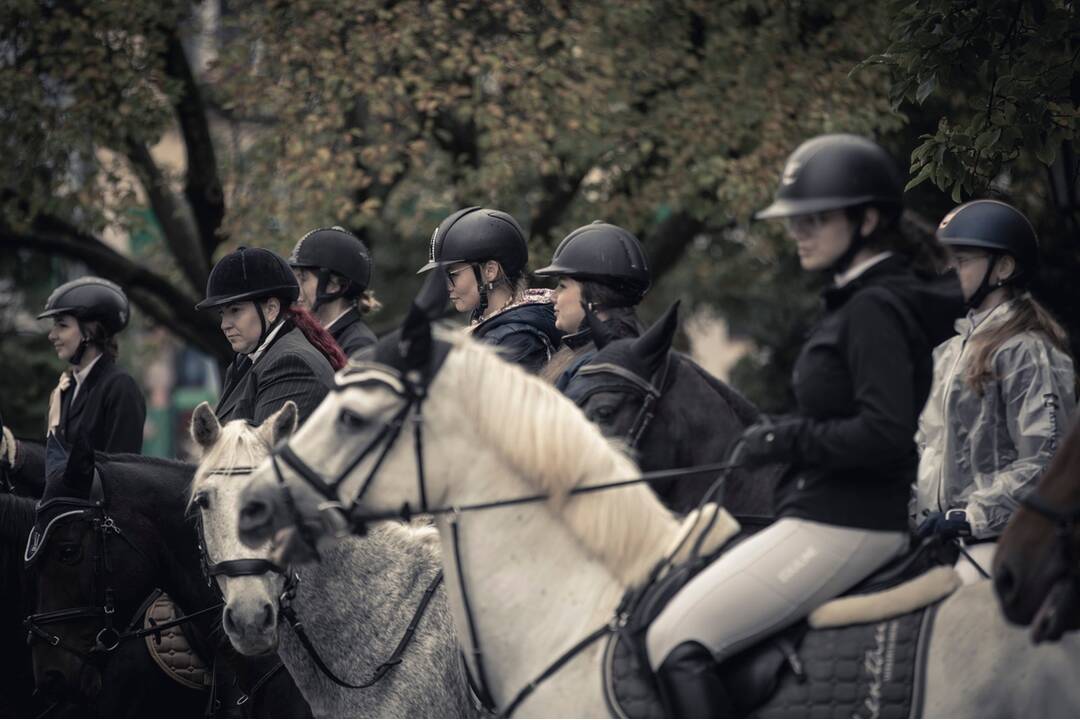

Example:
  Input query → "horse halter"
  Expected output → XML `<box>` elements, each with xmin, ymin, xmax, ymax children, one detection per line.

<box><xmin>24</xmin><ymin>490</ymin><xmax>150</xmax><ymax>660</ymax></box>
<box><xmin>270</xmin><ymin>362</ymin><xmax>432</xmax><ymax>535</ymax></box>
<box><xmin>571</xmin><ymin>354</ymin><xmax>670</xmax><ymax>450</ymax></box>
<box><xmin>193</xmin><ymin>465</ymin><xmax>296</xmax><ymax>590</ymax></box>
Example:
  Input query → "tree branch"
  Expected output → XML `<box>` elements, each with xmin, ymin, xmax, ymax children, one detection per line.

<box><xmin>123</xmin><ymin>139</ymin><xmax>209</xmax><ymax>293</ymax></box>
<box><xmin>162</xmin><ymin>28</ymin><xmax>226</xmax><ymax>263</ymax></box>
<box><xmin>0</xmin><ymin>216</ymin><xmax>231</xmax><ymax>363</ymax></box>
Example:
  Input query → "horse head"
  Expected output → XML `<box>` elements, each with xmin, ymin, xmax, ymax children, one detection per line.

<box><xmin>565</xmin><ymin>301</ymin><xmax>680</xmax><ymax>452</ymax></box>
<box><xmin>189</xmin><ymin>400</ymin><xmax>298</xmax><ymax>655</ymax></box>
<box><xmin>995</xmin><ymin>415</ymin><xmax>1080</xmax><ymax>642</ymax></box>
<box><xmin>25</xmin><ymin>437</ymin><xmax>156</xmax><ymax>706</ymax></box>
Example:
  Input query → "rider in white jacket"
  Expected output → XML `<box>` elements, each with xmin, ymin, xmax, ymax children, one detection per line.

<box><xmin>914</xmin><ymin>200</ymin><xmax>1076</xmax><ymax>581</ymax></box>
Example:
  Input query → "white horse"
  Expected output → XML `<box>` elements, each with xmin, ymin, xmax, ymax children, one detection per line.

<box><xmin>189</xmin><ymin>401</ymin><xmax>477</xmax><ymax>718</ymax></box>
<box><xmin>237</xmin><ymin>317</ymin><xmax>1080</xmax><ymax>717</ymax></box>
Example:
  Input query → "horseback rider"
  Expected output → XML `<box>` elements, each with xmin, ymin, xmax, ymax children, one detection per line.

<box><xmin>645</xmin><ymin>134</ymin><xmax>964</xmax><ymax>717</ymax></box>
<box><xmin>39</xmin><ymin>277</ymin><xmax>145</xmax><ymax>455</ymax></box>
<box><xmin>534</xmin><ymin>221</ymin><xmax>651</xmax><ymax>390</ymax></box>
<box><xmin>417</xmin><ymin>206</ymin><xmax>562</xmax><ymax>373</ymax></box>
<box><xmin>196</xmin><ymin>246</ymin><xmax>345</xmax><ymax>426</ymax></box>
<box><xmin>913</xmin><ymin>199</ymin><xmax>1076</xmax><ymax>583</ymax></box>
<box><xmin>1</xmin><ymin>277</ymin><xmax>144</xmax><ymax>494</ymax></box>
<box><xmin>288</xmin><ymin>226</ymin><xmax>380</xmax><ymax>358</ymax></box>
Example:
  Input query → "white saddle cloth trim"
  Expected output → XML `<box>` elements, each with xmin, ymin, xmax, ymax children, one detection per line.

<box><xmin>808</xmin><ymin>566</ymin><xmax>961</xmax><ymax>629</ymax></box>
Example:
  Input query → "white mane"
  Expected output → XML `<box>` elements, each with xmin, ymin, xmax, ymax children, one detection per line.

<box><xmin>438</xmin><ymin>332</ymin><xmax>680</xmax><ymax>586</ymax></box>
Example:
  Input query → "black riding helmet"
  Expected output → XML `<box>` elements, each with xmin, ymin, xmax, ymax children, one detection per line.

<box><xmin>937</xmin><ymin>199</ymin><xmax>1040</xmax><ymax>308</ymax></box>
<box><xmin>288</xmin><ymin>226</ymin><xmax>373</xmax><ymax>312</ymax></box>
<box><xmin>756</xmin><ymin>134</ymin><xmax>904</xmax><ymax>272</ymax></box>
<box><xmin>196</xmin><ymin>247</ymin><xmax>300</xmax><ymax>351</ymax></box>
<box><xmin>535</xmin><ymin>221</ymin><xmax>651</xmax><ymax>306</ymax></box>
<box><xmin>38</xmin><ymin>277</ymin><xmax>130</xmax><ymax>335</ymax></box>
<box><xmin>417</xmin><ymin>207</ymin><xmax>528</xmax><ymax>277</ymax></box>
<box><xmin>418</xmin><ymin>206</ymin><xmax>529</xmax><ymax>316</ymax></box>
<box><xmin>38</xmin><ymin>277</ymin><xmax>131</xmax><ymax>365</ymax></box>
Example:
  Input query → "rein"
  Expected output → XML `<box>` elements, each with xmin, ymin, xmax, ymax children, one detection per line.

<box><xmin>199</xmin><ymin>461</ymin><xmax>440</xmax><ymax>693</ymax></box>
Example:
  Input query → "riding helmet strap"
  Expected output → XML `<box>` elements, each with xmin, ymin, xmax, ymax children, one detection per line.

<box><xmin>965</xmin><ymin>253</ymin><xmax>1002</xmax><ymax>310</ymax></box>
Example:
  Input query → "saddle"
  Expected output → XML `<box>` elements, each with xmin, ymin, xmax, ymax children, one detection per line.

<box><xmin>602</xmin><ymin>533</ymin><xmax>958</xmax><ymax>718</ymax></box>
<box><xmin>136</xmin><ymin>590</ymin><xmax>211</xmax><ymax>691</ymax></box>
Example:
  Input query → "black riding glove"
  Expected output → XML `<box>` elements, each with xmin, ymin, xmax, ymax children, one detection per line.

<box><xmin>915</xmin><ymin>510</ymin><xmax>972</xmax><ymax>541</ymax></box>
<box><xmin>738</xmin><ymin>417</ymin><xmax>805</xmax><ymax>469</ymax></box>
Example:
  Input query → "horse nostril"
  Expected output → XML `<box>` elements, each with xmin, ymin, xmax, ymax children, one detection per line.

<box><xmin>260</xmin><ymin>603</ymin><xmax>274</xmax><ymax>630</ymax></box>
<box><xmin>223</xmin><ymin>606</ymin><xmax>237</xmax><ymax>635</ymax></box>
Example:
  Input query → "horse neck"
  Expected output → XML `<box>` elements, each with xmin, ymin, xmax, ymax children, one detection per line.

<box><xmin>433</xmin><ymin>451</ymin><xmax>641</xmax><ymax>707</ymax></box>
<box><xmin>0</xmin><ymin>492</ymin><xmax>34</xmax><ymax>545</ymax></box>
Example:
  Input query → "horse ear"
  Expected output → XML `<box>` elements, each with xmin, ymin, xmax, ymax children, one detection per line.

<box><xmin>586</xmin><ymin>307</ymin><xmax>617</xmax><ymax>350</ymax></box>
<box><xmin>397</xmin><ymin>269</ymin><xmax>447</xmax><ymax>371</ymax></box>
<box><xmin>63</xmin><ymin>434</ymin><xmax>96</xmax><ymax>496</ymax></box>
<box><xmin>265</xmin><ymin>401</ymin><xmax>299</xmax><ymax>446</ymax></box>
<box><xmin>191</xmin><ymin>402</ymin><xmax>221</xmax><ymax>450</ymax></box>
<box><xmin>631</xmin><ymin>300</ymin><xmax>680</xmax><ymax>377</ymax></box>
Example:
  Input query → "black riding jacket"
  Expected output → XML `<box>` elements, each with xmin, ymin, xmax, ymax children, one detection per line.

<box><xmin>53</xmin><ymin>355</ymin><xmax>146</xmax><ymax>454</ymax></box>
<box><xmin>471</xmin><ymin>290</ymin><xmax>563</xmax><ymax>374</ymax></box>
<box><xmin>328</xmin><ymin>307</ymin><xmax>377</xmax><ymax>359</ymax></box>
<box><xmin>776</xmin><ymin>255</ymin><xmax>964</xmax><ymax>531</ymax></box>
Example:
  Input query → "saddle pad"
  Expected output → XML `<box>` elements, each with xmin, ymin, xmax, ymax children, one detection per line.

<box><xmin>144</xmin><ymin>593</ymin><xmax>211</xmax><ymax>691</ymax></box>
<box><xmin>753</xmin><ymin>608</ymin><xmax>929</xmax><ymax>719</ymax></box>
<box><xmin>603</xmin><ymin>607</ymin><xmax>933</xmax><ymax>719</ymax></box>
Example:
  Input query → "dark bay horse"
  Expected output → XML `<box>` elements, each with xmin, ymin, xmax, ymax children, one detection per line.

<box><xmin>565</xmin><ymin>302</ymin><xmax>778</xmax><ymax>518</ymax></box>
<box><xmin>995</xmin><ymin>412</ymin><xmax>1080</xmax><ymax>642</ymax></box>
<box><xmin>1</xmin><ymin>490</ymin><xmax>40</xmax><ymax>716</ymax></box>
<box><xmin>24</xmin><ymin>439</ymin><xmax>310</xmax><ymax>717</ymax></box>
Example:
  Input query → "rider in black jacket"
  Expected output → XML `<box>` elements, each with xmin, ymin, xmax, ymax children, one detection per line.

<box><xmin>417</xmin><ymin>207</ymin><xmax>562</xmax><ymax>373</ymax></box>
<box><xmin>645</xmin><ymin>135</ymin><xmax>964</xmax><ymax>718</ymax></box>
<box><xmin>289</xmin><ymin>226</ymin><xmax>379</xmax><ymax>358</ymax></box>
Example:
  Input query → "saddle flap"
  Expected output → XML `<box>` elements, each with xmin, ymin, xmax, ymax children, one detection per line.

<box><xmin>144</xmin><ymin>593</ymin><xmax>211</xmax><ymax>691</ymax></box>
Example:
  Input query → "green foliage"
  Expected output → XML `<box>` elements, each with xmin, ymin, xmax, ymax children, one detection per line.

<box><xmin>862</xmin><ymin>0</ymin><xmax>1080</xmax><ymax>200</ymax></box>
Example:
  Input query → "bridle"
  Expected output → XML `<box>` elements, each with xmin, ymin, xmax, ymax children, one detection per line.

<box><xmin>265</xmin><ymin>358</ymin><xmax>743</xmax><ymax>716</ymax></box>
<box><xmin>569</xmin><ymin>353</ymin><xmax>671</xmax><ymax>450</ymax></box>
<box><xmin>23</xmin><ymin>491</ymin><xmax>189</xmax><ymax>661</ymax></box>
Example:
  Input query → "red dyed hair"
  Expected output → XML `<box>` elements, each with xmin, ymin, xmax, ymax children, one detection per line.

<box><xmin>286</xmin><ymin>306</ymin><xmax>347</xmax><ymax>370</ymax></box>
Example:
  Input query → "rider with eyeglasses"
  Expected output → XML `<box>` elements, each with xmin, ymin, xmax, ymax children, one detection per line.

<box><xmin>913</xmin><ymin>200</ymin><xmax>1076</xmax><ymax>583</ymax></box>
<box><xmin>417</xmin><ymin>207</ymin><xmax>562</xmax><ymax>373</ymax></box>
<box><xmin>644</xmin><ymin>134</ymin><xmax>965</xmax><ymax>717</ymax></box>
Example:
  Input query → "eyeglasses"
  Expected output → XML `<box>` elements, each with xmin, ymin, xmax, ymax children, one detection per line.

<box><xmin>446</xmin><ymin>267</ymin><xmax>471</xmax><ymax>287</ymax></box>
<box><xmin>784</xmin><ymin>212</ymin><xmax>835</xmax><ymax>236</ymax></box>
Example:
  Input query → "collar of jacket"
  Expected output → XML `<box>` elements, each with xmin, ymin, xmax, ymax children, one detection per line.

<box><xmin>328</xmin><ymin>306</ymin><xmax>361</xmax><ymax>334</ymax></box>
<box><xmin>561</xmin><ymin>327</ymin><xmax>593</xmax><ymax>350</ymax></box>
<box><xmin>248</xmin><ymin>317</ymin><xmax>294</xmax><ymax>365</ymax></box>
<box><xmin>954</xmin><ymin>297</ymin><xmax>1018</xmax><ymax>338</ymax></box>
<box><xmin>470</xmin><ymin>288</ymin><xmax>555</xmax><ymax>332</ymax></box>
<box><xmin>822</xmin><ymin>254</ymin><xmax>909</xmax><ymax>310</ymax></box>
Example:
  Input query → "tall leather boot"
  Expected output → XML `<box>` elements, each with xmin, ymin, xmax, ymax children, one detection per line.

<box><xmin>656</xmin><ymin>641</ymin><xmax>735</xmax><ymax>718</ymax></box>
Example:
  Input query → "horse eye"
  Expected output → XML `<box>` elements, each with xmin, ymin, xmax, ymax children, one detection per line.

<box><xmin>194</xmin><ymin>492</ymin><xmax>210</xmax><ymax>509</ymax></box>
<box><xmin>338</xmin><ymin>408</ymin><xmax>366</xmax><ymax>430</ymax></box>
<box><xmin>593</xmin><ymin>405</ymin><xmax>616</xmax><ymax>420</ymax></box>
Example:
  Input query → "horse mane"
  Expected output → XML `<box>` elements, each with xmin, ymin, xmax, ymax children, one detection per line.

<box><xmin>0</xmin><ymin>493</ymin><xmax>35</xmax><ymax>545</ymax></box>
<box><xmin>678</xmin><ymin>354</ymin><xmax>762</xmax><ymax>426</ymax></box>
<box><xmin>442</xmin><ymin>332</ymin><xmax>679</xmax><ymax>587</ymax></box>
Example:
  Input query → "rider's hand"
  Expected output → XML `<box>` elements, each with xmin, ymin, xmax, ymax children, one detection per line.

<box><xmin>0</xmin><ymin>425</ymin><xmax>15</xmax><ymax>468</ymax></box>
<box><xmin>738</xmin><ymin>417</ymin><xmax>804</xmax><ymax>468</ymax></box>
<box><xmin>916</xmin><ymin>509</ymin><xmax>971</xmax><ymax>540</ymax></box>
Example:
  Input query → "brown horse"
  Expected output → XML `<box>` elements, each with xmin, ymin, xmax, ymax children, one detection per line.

<box><xmin>994</xmin><ymin>412</ymin><xmax>1080</xmax><ymax>642</ymax></box>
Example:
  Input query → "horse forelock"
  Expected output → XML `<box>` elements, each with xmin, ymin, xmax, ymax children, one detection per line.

<box><xmin>432</xmin><ymin>332</ymin><xmax>678</xmax><ymax>586</ymax></box>
<box><xmin>190</xmin><ymin>420</ymin><xmax>269</xmax><ymax>506</ymax></box>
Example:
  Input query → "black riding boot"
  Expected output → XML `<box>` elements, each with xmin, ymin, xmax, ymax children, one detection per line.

<box><xmin>656</xmin><ymin>641</ymin><xmax>735</xmax><ymax>718</ymax></box>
